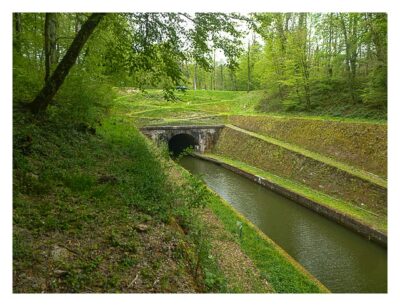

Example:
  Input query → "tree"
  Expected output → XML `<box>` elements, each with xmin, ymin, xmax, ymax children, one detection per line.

<box><xmin>247</xmin><ymin>40</ymin><xmax>251</xmax><ymax>92</ymax></box>
<box><xmin>13</xmin><ymin>13</ymin><xmax>22</xmax><ymax>53</ymax></box>
<box><xmin>29</xmin><ymin>13</ymin><xmax>106</xmax><ymax>114</ymax></box>
<box><xmin>44</xmin><ymin>13</ymin><xmax>57</xmax><ymax>81</ymax></box>
<box><xmin>99</xmin><ymin>13</ymin><xmax>245</xmax><ymax>96</ymax></box>
<box><xmin>252</xmin><ymin>12</ymin><xmax>387</xmax><ymax>113</ymax></box>
<box><xmin>339</xmin><ymin>13</ymin><xmax>360</xmax><ymax>103</ymax></box>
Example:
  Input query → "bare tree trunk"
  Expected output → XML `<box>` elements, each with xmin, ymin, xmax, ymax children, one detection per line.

<box><xmin>193</xmin><ymin>62</ymin><xmax>197</xmax><ymax>90</ymax></box>
<box><xmin>327</xmin><ymin>13</ymin><xmax>333</xmax><ymax>78</ymax></box>
<box><xmin>213</xmin><ymin>49</ymin><xmax>216</xmax><ymax>90</ymax></box>
<box><xmin>340</xmin><ymin>14</ymin><xmax>358</xmax><ymax>103</ymax></box>
<box><xmin>247</xmin><ymin>40</ymin><xmax>251</xmax><ymax>92</ymax></box>
<box><xmin>220</xmin><ymin>65</ymin><xmax>224</xmax><ymax>90</ymax></box>
<box><xmin>29</xmin><ymin>13</ymin><xmax>106</xmax><ymax>114</ymax></box>
<box><xmin>75</xmin><ymin>13</ymin><xmax>82</xmax><ymax>64</ymax></box>
<box><xmin>44</xmin><ymin>13</ymin><xmax>58</xmax><ymax>81</ymax></box>
<box><xmin>13</xmin><ymin>13</ymin><xmax>22</xmax><ymax>54</ymax></box>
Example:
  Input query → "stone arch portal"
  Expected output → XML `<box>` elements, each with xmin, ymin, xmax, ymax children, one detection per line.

<box><xmin>140</xmin><ymin>125</ymin><xmax>224</xmax><ymax>155</ymax></box>
<box><xmin>168</xmin><ymin>133</ymin><xmax>198</xmax><ymax>156</ymax></box>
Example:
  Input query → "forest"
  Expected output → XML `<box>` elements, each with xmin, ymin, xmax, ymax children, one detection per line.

<box><xmin>12</xmin><ymin>12</ymin><xmax>388</xmax><ymax>294</ymax></box>
<box><xmin>13</xmin><ymin>12</ymin><xmax>387</xmax><ymax>119</ymax></box>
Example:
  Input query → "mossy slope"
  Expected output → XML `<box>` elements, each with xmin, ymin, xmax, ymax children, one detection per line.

<box><xmin>229</xmin><ymin>115</ymin><xmax>387</xmax><ymax>178</ymax></box>
<box><xmin>212</xmin><ymin>126</ymin><xmax>387</xmax><ymax>218</ymax></box>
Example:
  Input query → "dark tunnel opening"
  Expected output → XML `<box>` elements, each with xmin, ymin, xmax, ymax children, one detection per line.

<box><xmin>168</xmin><ymin>133</ymin><xmax>198</xmax><ymax>156</ymax></box>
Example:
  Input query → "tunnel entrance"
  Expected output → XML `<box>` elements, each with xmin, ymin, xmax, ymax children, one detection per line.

<box><xmin>168</xmin><ymin>133</ymin><xmax>198</xmax><ymax>156</ymax></box>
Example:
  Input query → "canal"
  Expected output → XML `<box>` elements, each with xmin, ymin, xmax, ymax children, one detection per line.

<box><xmin>179</xmin><ymin>155</ymin><xmax>387</xmax><ymax>293</ymax></box>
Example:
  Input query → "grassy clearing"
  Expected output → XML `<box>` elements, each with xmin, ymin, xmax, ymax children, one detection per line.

<box><xmin>114</xmin><ymin>89</ymin><xmax>264</xmax><ymax>126</ymax></box>
<box><xmin>201</xmin><ymin>153</ymin><xmax>387</xmax><ymax>233</ymax></box>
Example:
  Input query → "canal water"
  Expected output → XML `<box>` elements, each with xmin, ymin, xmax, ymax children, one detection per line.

<box><xmin>179</xmin><ymin>156</ymin><xmax>387</xmax><ymax>293</ymax></box>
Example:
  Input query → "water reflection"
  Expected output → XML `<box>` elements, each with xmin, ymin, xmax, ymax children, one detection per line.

<box><xmin>179</xmin><ymin>156</ymin><xmax>387</xmax><ymax>293</ymax></box>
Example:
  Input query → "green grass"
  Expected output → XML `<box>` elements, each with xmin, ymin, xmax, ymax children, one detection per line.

<box><xmin>229</xmin><ymin>111</ymin><xmax>387</xmax><ymax>125</ymax></box>
<box><xmin>201</xmin><ymin>153</ymin><xmax>387</xmax><ymax>233</ymax></box>
<box><xmin>226</xmin><ymin>124</ymin><xmax>387</xmax><ymax>188</ymax></box>
<box><xmin>113</xmin><ymin>89</ymin><xmax>264</xmax><ymax>127</ymax></box>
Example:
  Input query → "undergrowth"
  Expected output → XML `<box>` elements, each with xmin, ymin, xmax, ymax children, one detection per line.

<box><xmin>13</xmin><ymin>82</ymin><xmax>228</xmax><ymax>292</ymax></box>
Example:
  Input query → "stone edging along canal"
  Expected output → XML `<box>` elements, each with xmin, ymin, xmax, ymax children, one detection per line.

<box><xmin>192</xmin><ymin>153</ymin><xmax>387</xmax><ymax>247</ymax></box>
<box><xmin>206</xmin><ymin>184</ymin><xmax>330</xmax><ymax>293</ymax></box>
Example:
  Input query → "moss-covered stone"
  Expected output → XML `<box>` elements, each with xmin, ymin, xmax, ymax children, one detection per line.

<box><xmin>229</xmin><ymin>115</ymin><xmax>387</xmax><ymax>178</ymax></box>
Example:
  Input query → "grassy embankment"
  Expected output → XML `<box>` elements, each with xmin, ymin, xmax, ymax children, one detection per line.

<box><xmin>13</xmin><ymin>110</ymin><xmax>213</xmax><ymax>292</ymax></box>
<box><xmin>13</xmin><ymin>88</ymin><xmax>327</xmax><ymax>293</ymax></box>
<box><xmin>228</xmin><ymin>115</ymin><xmax>387</xmax><ymax>179</ymax></box>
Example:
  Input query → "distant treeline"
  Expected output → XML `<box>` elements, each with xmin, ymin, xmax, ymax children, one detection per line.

<box><xmin>181</xmin><ymin>13</ymin><xmax>387</xmax><ymax>113</ymax></box>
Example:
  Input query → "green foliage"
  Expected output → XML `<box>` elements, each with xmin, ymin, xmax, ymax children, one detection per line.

<box><xmin>361</xmin><ymin>64</ymin><xmax>387</xmax><ymax>107</ymax></box>
<box><xmin>13</xmin><ymin>54</ymin><xmax>44</xmax><ymax>102</ymax></box>
<box><xmin>190</xmin><ymin>224</ymin><xmax>228</xmax><ymax>292</ymax></box>
<box><xmin>13</xmin><ymin>12</ymin><xmax>387</xmax><ymax>119</ymax></box>
<box><xmin>92</xmin><ymin>13</ymin><xmax>245</xmax><ymax>94</ymax></box>
<box><xmin>14</xmin><ymin>12</ymin><xmax>247</xmax><ymax>112</ymax></box>
<box><xmin>181</xmin><ymin>174</ymin><xmax>209</xmax><ymax>209</ymax></box>
<box><xmin>234</xmin><ymin>42</ymin><xmax>263</xmax><ymax>91</ymax></box>
<box><xmin>251</xmin><ymin>13</ymin><xmax>387</xmax><ymax>118</ymax></box>
<box><xmin>49</xmin><ymin>71</ymin><xmax>115</xmax><ymax>126</ymax></box>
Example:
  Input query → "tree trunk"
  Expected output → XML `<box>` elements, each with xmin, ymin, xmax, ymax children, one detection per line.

<box><xmin>247</xmin><ymin>40</ymin><xmax>251</xmax><ymax>92</ymax></box>
<box><xmin>75</xmin><ymin>13</ymin><xmax>82</xmax><ymax>64</ymax></box>
<box><xmin>220</xmin><ymin>65</ymin><xmax>224</xmax><ymax>90</ymax></box>
<box><xmin>193</xmin><ymin>62</ymin><xmax>197</xmax><ymax>90</ymax></box>
<box><xmin>213</xmin><ymin>49</ymin><xmax>216</xmax><ymax>90</ymax></box>
<box><xmin>13</xmin><ymin>13</ymin><xmax>22</xmax><ymax>54</ymax></box>
<box><xmin>339</xmin><ymin>14</ymin><xmax>356</xmax><ymax>103</ymax></box>
<box><xmin>44</xmin><ymin>13</ymin><xmax>58</xmax><ymax>81</ymax></box>
<box><xmin>327</xmin><ymin>13</ymin><xmax>333</xmax><ymax>78</ymax></box>
<box><xmin>29</xmin><ymin>13</ymin><xmax>106</xmax><ymax>114</ymax></box>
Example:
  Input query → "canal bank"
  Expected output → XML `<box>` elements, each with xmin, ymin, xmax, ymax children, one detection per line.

<box><xmin>175</xmin><ymin>161</ymin><xmax>330</xmax><ymax>293</ymax></box>
<box><xmin>192</xmin><ymin>153</ymin><xmax>387</xmax><ymax>246</ymax></box>
<box><xmin>213</xmin><ymin>124</ymin><xmax>387</xmax><ymax>219</ymax></box>
<box><xmin>179</xmin><ymin>156</ymin><xmax>387</xmax><ymax>293</ymax></box>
